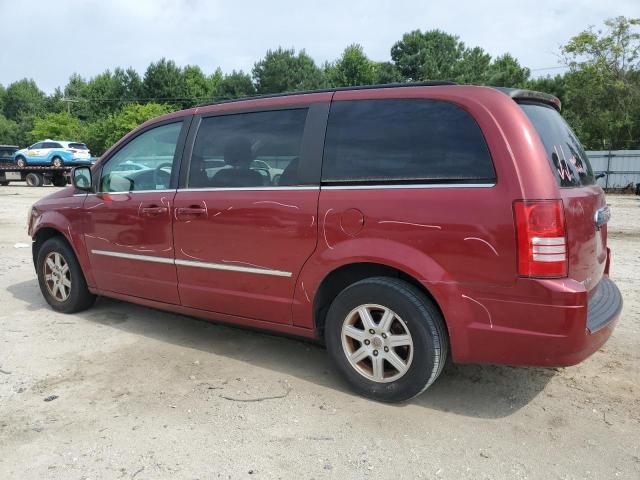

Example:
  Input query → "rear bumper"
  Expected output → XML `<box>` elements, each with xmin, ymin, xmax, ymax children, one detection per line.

<box><xmin>446</xmin><ymin>275</ymin><xmax>622</xmax><ymax>367</ymax></box>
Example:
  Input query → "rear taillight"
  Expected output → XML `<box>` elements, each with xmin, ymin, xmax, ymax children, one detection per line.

<box><xmin>513</xmin><ymin>200</ymin><xmax>567</xmax><ymax>278</ymax></box>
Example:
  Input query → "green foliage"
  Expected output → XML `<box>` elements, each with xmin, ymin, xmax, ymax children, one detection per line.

<box><xmin>86</xmin><ymin>103</ymin><xmax>175</xmax><ymax>155</ymax></box>
<box><xmin>253</xmin><ymin>48</ymin><xmax>323</xmax><ymax>94</ymax></box>
<box><xmin>561</xmin><ymin>16</ymin><xmax>640</xmax><ymax>149</ymax></box>
<box><xmin>214</xmin><ymin>71</ymin><xmax>256</xmax><ymax>100</ymax></box>
<box><xmin>373</xmin><ymin>62</ymin><xmax>404</xmax><ymax>84</ymax></box>
<box><xmin>391</xmin><ymin>29</ymin><xmax>467</xmax><ymax>81</ymax></box>
<box><xmin>28</xmin><ymin>112</ymin><xmax>86</xmax><ymax>144</ymax></box>
<box><xmin>326</xmin><ymin>44</ymin><xmax>377</xmax><ymax>87</ymax></box>
<box><xmin>0</xmin><ymin>114</ymin><xmax>20</xmax><ymax>145</ymax></box>
<box><xmin>3</xmin><ymin>79</ymin><xmax>45</xmax><ymax>122</ymax></box>
<box><xmin>143</xmin><ymin>58</ymin><xmax>185</xmax><ymax>105</ymax></box>
<box><xmin>485</xmin><ymin>54</ymin><xmax>530</xmax><ymax>87</ymax></box>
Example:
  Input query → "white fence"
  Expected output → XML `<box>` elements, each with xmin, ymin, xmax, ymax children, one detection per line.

<box><xmin>587</xmin><ymin>150</ymin><xmax>640</xmax><ymax>189</ymax></box>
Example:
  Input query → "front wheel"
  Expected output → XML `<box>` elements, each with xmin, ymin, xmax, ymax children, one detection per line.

<box><xmin>51</xmin><ymin>156</ymin><xmax>63</xmax><ymax>168</ymax></box>
<box><xmin>36</xmin><ymin>237</ymin><xmax>96</xmax><ymax>313</ymax></box>
<box><xmin>325</xmin><ymin>277</ymin><xmax>448</xmax><ymax>402</ymax></box>
<box><xmin>16</xmin><ymin>157</ymin><xmax>26</xmax><ymax>168</ymax></box>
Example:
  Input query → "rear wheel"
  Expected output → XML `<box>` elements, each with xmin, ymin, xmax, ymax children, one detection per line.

<box><xmin>25</xmin><ymin>172</ymin><xmax>44</xmax><ymax>187</ymax></box>
<box><xmin>325</xmin><ymin>277</ymin><xmax>448</xmax><ymax>402</ymax></box>
<box><xmin>52</xmin><ymin>156</ymin><xmax>63</xmax><ymax>168</ymax></box>
<box><xmin>36</xmin><ymin>237</ymin><xmax>96</xmax><ymax>313</ymax></box>
<box><xmin>16</xmin><ymin>156</ymin><xmax>26</xmax><ymax>168</ymax></box>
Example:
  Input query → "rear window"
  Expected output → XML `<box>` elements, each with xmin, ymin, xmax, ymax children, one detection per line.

<box><xmin>322</xmin><ymin>99</ymin><xmax>495</xmax><ymax>184</ymax></box>
<box><xmin>519</xmin><ymin>103</ymin><xmax>595</xmax><ymax>187</ymax></box>
<box><xmin>69</xmin><ymin>143</ymin><xmax>89</xmax><ymax>150</ymax></box>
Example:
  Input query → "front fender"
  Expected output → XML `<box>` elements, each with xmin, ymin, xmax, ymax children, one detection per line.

<box><xmin>31</xmin><ymin>204</ymin><xmax>95</xmax><ymax>287</ymax></box>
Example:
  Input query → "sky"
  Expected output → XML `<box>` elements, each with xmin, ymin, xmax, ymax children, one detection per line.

<box><xmin>1</xmin><ymin>0</ymin><xmax>638</xmax><ymax>93</ymax></box>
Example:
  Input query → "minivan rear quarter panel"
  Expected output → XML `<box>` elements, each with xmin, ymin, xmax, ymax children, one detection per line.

<box><xmin>293</xmin><ymin>86</ymin><xmax>597</xmax><ymax>366</ymax></box>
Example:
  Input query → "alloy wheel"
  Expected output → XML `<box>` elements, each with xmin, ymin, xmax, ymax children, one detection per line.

<box><xmin>341</xmin><ymin>304</ymin><xmax>414</xmax><ymax>383</ymax></box>
<box><xmin>43</xmin><ymin>252</ymin><xmax>71</xmax><ymax>302</ymax></box>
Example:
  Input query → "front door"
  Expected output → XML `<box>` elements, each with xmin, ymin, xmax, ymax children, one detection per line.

<box><xmin>173</xmin><ymin>106</ymin><xmax>325</xmax><ymax>324</ymax></box>
<box><xmin>83</xmin><ymin>120</ymin><xmax>188</xmax><ymax>304</ymax></box>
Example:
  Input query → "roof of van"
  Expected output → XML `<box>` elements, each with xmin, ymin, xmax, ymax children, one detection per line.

<box><xmin>197</xmin><ymin>81</ymin><xmax>457</xmax><ymax>107</ymax></box>
<box><xmin>197</xmin><ymin>81</ymin><xmax>561</xmax><ymax>111</ymax></box>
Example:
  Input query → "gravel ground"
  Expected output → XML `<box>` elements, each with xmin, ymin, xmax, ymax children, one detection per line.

<box><xmin>0</xmin><ymin>185</ymin><xmax>638</xmax><ymax>480</ymax></box>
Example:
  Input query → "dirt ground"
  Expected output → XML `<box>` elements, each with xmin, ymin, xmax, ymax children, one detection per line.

<box><xmin>0</xmin><ymin>185</ymin><xmax>638</xmax><ymax>480</ymax></box>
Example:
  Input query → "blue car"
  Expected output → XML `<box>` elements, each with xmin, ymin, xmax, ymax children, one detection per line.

<box><xmin>13</xmin><ymin>140</ymin><xmax>93</xmax><ymax>168</ymax></box>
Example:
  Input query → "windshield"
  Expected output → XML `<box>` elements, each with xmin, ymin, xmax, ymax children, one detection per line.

<box><xmin>520</xmin><ymin>103</ymin><xmax>594</xmax><ymax>187</ymax></box>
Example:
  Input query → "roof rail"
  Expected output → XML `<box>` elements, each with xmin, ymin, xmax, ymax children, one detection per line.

<box><xmin>197</xmin><ymin>81</ymin><xmax>457</xmax><ymax>108</ymax></box>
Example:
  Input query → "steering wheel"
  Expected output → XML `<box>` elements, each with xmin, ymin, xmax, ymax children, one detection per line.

<box><xmin>153</xmin><ymin>162</ymin><xmax>173</xmax><ymax>188</ymax></box>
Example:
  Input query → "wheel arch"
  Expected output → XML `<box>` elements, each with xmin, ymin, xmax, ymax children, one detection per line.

<box><xmin>31</xmin><ymin>220</ymin><xmax>95</xmax><ymax>288</ymax></box>
<box><xmin>312</xmin><ymin>262</ymin><xmax>449</xmax><ymax>342</ymax></box>
<box><xmin>32</xmin><ymin>227</ymin><xmax>71</xmax><ymax>267</ymax></box>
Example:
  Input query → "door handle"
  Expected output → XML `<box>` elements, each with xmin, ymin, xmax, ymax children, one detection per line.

<box><xmin>176</xmin><ymin>206</ymin><xmax>207</xmax><ymax>218</ymax></box>
<box><xmin>141</xmin><ymin>206</ymin><xmax>168</xmax><ymax>217</ymax></box>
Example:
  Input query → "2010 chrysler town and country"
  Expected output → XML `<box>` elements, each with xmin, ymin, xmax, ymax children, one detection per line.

<box><xmin>28</xmin><ymin>83</ymin><xmax>623</xmax><ymax>402</ymax></box>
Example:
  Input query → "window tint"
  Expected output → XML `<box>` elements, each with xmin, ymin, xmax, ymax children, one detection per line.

<box><xmin>0</xmin><ymin>148</ymin><xmax>16</xmax><ymax>159</ymax></box>
<box><xmin>188</xmin><ymin>109</ymin><xmax>307</xmax><ymax>188</ymax></box>
<box><xmin>322</xmin><ymin>100</ymin><xmax>495</xmax><ymax>184</ymax></box>
<box><xmin>46</xmin><ymin>142</ymin><xmax>63</xmax><ymax>149</ymax></box>
<box><xmin>519</xmin><ymin>103</ymin><xmax>594</xmax><ymax>187</ymax></box>
<box><xmin>100</xmin><ymin>122</ymin><xmax>182</xmax><ymax>192</ymax></box>
<box><xmin>31</xmin><ymin>143</ymin><xmax>44</xmax><ymax>149</ymax></box>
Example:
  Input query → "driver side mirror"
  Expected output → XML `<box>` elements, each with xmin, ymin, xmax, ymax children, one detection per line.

<box><xmin>72</xmin><ymin>166</ymin><xmax>92</xmax><ymax>191</ymax></box>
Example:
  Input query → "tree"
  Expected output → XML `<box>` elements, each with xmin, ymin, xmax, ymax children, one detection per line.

<box><xmin>485</xmin><ymin>53</ymin><xmax>530</xmax><ymax>87</ymax></box>
<box><xmin>28</xmin><ymin>112</ymin><xmax>86</xmax><ymax>144</ymax></box>
<box><xmin>143</xmin><ymin>58</ymin><xmax>185</xmax><ymax>105</ymax></box>
<box><xmin>253</xmin><ymin>47</ymin><xmax>323</xmax><ymax>94</ymax></box>
<box><xmin>561</xmin><ymin>16</ymin><xmax>640</xmax><ymax>149</ymax></box>
<box><xmin>525</xmin><ymin>74</ymin><xmax>566</xmax><ymax>101</ymax></box>
<box><xmin>86</xmin><ymin>103</ymin><xmax>175</xmax><ymax>155</ymax></box>
<box><xmin>455</xmin><ymin>47</ymin><xmax>492</xmax><ymax>84</ymax></box>
<box><xmin>0</xmin><ymin>114</ymin><xmax>20</xmax><ymax>145</ymax></box>
<box><xmin>391</xmin><ymin>29</ymin><xmax>466</xmax><ymax>81</ymax></box>
<box><xmin>183</xmin><ymin>65</ymin><xmax>213</xmax><ymax>107</ymax></box>
<box><xmin>326</xmin><ymin>44</ymin><xmax>376</xmax><ymax>87</ymax></box>
<box><xmin>214</xmin><ymin>71</ymin><xmax>256</xmax><ymax>100</ymax></box>
<box><xmin>373</xmin><ymin>62</ymin><xmax>404</xmax><ymax>84</ymax></box>
<box><xmin>3</xmin><ymin>79</ymin><xmax>45</xmax><ymax>122</ymax></box>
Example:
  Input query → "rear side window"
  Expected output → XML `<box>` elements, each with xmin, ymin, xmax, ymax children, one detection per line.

<box><xmin>188</xmin><ymin>109</ymin><xmax>307</xmax><ymax>188</ymax></box>
<box><xmin>322</xmin><ymin>99</ymin><xmax>495</xmax><ymax>184</ymax></box>
<box><xmin>519</xmin><ymin>103</ymin><xmax>594</xmax><ymax>187</ymax></box>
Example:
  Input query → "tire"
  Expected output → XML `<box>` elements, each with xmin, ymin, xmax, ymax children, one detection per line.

<box><xmin>51</xmin><ymin>156</ymin><xmax>63</xmax><ymax>168</ymax></box>
<box><xmin>25</xmin><ymin>172</ymin><xmax>44</xmax><ymax>187</ymax></box>
<box><xmin>0</xmin><ymin>181</ymin><xmax>8</xmax><ymax>186</ymax></box>
<box><xmin>52</xmin><ymin>174</ymin><xmax>67</xmax><ymax>187</ymax></box>
<box><xmin>16</xmin><ymin>156</ymin><xmax>26</xmax><ymax>168</ymax></box>
<box><xmin>325</xmin><ymin>277</ymin><xmax>448</xmax><ymax>402</ymax></box>
<box><xmin>36</xmin><ymin>237</ymin><xmax>96</xmax><ymax>313</ymax></box>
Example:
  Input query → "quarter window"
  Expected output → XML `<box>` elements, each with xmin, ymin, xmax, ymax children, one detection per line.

<box><xmin>322</xmin><ymin>100</ymin><xmax>495</xmax><ymax>184</ymax></box>
<box><xmin>100</xmin><ymin>122</ymin><xmax>182</xmax><ymax>192</ymax></box>
<box><xmin>188</xmin><ymin>109</ymin><xmax>308</xmax><ymax>188</ymax></box>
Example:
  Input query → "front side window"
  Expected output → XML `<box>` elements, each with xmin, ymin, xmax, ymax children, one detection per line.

<box><xmin>188</xmin><ymin>109</ymin><xmax>308</xmax><ymax>189</ymax></box>
<box><xmin>30</xmin><ymin>142</ymin><xmax>44</xmax><ymax>150</ymax></box>
<box><xmin>322</xmin><ymin>99</ymin><xmax>495</xmax><ymax>184</ymax></box>
<box><xmin>100</xmin><ymin>122</ymin><xmax>182</xmax><ymax>192</ymax></box>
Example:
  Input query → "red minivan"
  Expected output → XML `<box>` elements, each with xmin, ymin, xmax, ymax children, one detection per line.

<box><xmin>28</xmin><ymin>83</ymin><xmax>622</xmax><ymax>402</ymax></box>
